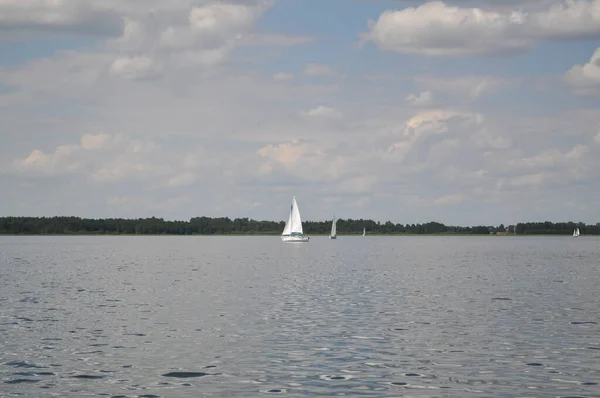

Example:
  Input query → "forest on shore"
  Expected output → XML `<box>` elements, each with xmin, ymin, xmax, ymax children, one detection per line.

<box><xmin>1</xmin><ymin>216</ymin><xmax>598</xmax><ymax>235</ymax></box>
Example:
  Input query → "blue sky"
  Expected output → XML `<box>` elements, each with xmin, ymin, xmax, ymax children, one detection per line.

<box><xmin>1</xmin><ymin>0</ymin><xmax>600</xmax><ymax>225</ymax></box>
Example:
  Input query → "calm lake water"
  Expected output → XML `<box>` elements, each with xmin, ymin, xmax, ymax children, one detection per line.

<box><xmin>1</xmin><ymin>235</ymin><xmax>599</xmax><ymax>397</ymax></box>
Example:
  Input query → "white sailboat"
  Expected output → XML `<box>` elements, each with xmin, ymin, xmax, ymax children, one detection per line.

<box><xmin>362</xmin><ymin>227</ymin><xmax>366</xmax><ymax>236</ymax></box>
<box><xmin>329</xmin><ymin>214</ymin><xmax>337</xmax><ymax>240</ymax></box>
<box><xmin>281</xmin><ymin>196</ymin><xmax>309</xmax><ymax>242</ymax></box>
<box><xmin>573</xmin><ymin>227</ymin><xmax>580</xmax><ymax>237</ymax></box>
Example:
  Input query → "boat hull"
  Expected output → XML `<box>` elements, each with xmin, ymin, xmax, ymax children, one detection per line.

<box><xmin>329</xmin><ymin>236</ymin><xmax>336</xmax><ymax>239</ymax></box>
<box><xmin>281</xmin><ymin>235</ymin><xmax>310</xmax><ymax>242</ymax></box>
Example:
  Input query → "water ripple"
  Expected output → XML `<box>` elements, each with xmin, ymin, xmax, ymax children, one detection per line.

<box><xmin>0</xmin><ymin>235</ymin><xmax>599</xmax><ymax>397</ymax></box>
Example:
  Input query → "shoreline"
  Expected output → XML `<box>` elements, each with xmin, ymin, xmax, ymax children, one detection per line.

<box><xmin>2</xmin><ymin>217</ymin><xmax>596</xmax><ymax>236</ymax></box>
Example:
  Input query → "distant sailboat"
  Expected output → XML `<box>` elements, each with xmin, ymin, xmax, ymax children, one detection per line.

<box><xmin>573</xmin><ymin>227</ymin><xmax>580</xmax><ymax>237</ymax></box>
<box><xmin>281</xmin><ymin>196</ymin><xmax>309</xmax><ymax>242</ymax></box>
<box><xmin>329</xmin><ymin>214</ymin><xmax>337</xmax><ymax>239</ymax></box>
<box><xmin>362</xmin><ymin>227</ymin><xmax>366</xmax><ymax>236</ymax></box>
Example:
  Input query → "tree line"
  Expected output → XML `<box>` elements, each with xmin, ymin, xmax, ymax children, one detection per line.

<box><xmin>0</xmin><ymin>216</ymin><xmax>598</xmax><ymax>235</ymax></box>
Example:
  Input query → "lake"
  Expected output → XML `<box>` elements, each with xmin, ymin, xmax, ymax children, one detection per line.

<box><xmin>1</xmin><ymin>235</ymin><xmax>599</xmax><ymax>397</ymax></box>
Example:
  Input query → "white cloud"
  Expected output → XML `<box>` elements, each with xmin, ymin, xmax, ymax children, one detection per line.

<box><xmin>361</xmin><ymin>0</ymin><xmax>600</xmax><ymax>56</ymax></box>
<box><xmin>405</xmin><ymin>90</ymin><xmax>434</xmax><ymax>106</ymax></box>
<box><xmin>11</xmin><ymin>145</ymin><xmax>83</xmax><ymax>177</ymax></box>
<box><xmin>81</xmin><ymin>133</ymin><xmax>113</xmax><ymax>150</ymax></box>
<box><xmin>257</xmin><ymin>139</ymin><xmax>345</xmax><ymax>185</ymax></box>
<box><xmin>360</xmin><ymin>2</ymin><xmax>532</xmax><ymax>56</ymax></box>
<box><xmin>565</xmin><ymin>47</ymin><xmax>600</xmax><ymax>95</ymax></box>
<box><xmin>533</xmin><ymin>0</ymin><xmax>600</xmax><ymax>40</ymax></box>
<box><xmin>384</xmin><ymin>110</ymin><xmax>486</xmax><ymax>165</ymax></box>
<box><xmin>108</xmin><ymin>56</ymin><xmax>162</xmax><ymax>80</ymax></box>
<box><xmin>188</xmin><ymin>3</ymin><xmax>257</xmax><ymax>35</ymax></box>
<box><xmin>303</xmin><ymin>63</ymin><xmax>340</xmax><ymax>78</ymax></box>
<box><xmin>0</xmin><ymin>0</ymin><xmax>292</xmax><ymax>75</ymax></box>
<box><xmin>258</xmin><ymin>139</ymin><xmax>314</xmax><ymax>166</ymax></box>
<box><xmin>8</xmin><ymin>133</ymin><xmax>162</xmax><ymax>182</ymax></box>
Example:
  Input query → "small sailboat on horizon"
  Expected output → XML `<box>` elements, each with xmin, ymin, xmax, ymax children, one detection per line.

<box><xmin>362</xmin><ymin>227</ymin><xmax>366</xmax><ymax>236</ymax></box>
<box><xmin>281</xmin><ymin>196</ymin><xmax>309</xmax><ymax>242</ymax></box>
<box><xmin>329</xmin><ymin>213</ymin><xmax>337</xmax><ymax>239</ymax></box>
<box><xmin>573</xmin><ymin>227</ymin><xmax>580</xmax><ymax>237</ymax></box>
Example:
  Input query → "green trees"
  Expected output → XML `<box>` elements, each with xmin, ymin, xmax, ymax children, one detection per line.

<box><xmin>0</xmin><ymin>216</ymin><xmax>598</xmax><ymax>235</ymax></box>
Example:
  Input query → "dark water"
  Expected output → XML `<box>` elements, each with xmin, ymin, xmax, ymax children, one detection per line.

<box><xmin>1</xmin><ymin>235</ymin><xmax>599</xmax><ymax>397</ymax></box>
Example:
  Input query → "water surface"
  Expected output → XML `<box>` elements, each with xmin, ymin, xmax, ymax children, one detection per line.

<box><xmin>1</xmin><ymin>235</ymin><xmax>599</xmax><ymax>397</ymax></box>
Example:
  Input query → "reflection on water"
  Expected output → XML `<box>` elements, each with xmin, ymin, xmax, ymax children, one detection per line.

<box><xmin>1</xmin><ymin>235</ymin><xmax>599</xmax><ymax>397</ymax></box>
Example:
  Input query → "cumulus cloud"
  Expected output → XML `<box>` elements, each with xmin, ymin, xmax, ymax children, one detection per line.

<box><xmin>258</xmin><ymin>139</ymin><xmax>316</xmax><ymax>166</ymax></box>
<box><xmin>155</xmin><ymin>2</ymin><xmax>262</xmax><ymax>52</ymax></box>
<box><xmin>565</xmin><ymin>47</ymin><xmax>600</xmax><ymax>95</ymax></box>
<box><xmin>385</xmin><ymin>110</ymin><xmax>486</xmax><ymax>164</ymax></box>
<box><xmin>257</xmin><ymin>139</ymin><xmax>345</xmax><ymax>184</ymax></box>
<box><xmin>9</xmin><ymin>133</ymin><xmax>161</xmax><ymax>182</ymax></box>
<box><xmin>81</xmin><ymin>133</ymin><xmax>113</xmax><ymax>150</ymax></box>
<box><xmin>12</xmin><ymin>145</ymin><xmax>82</xmax><ymax>176</ymax></box>
<box><xmin>405</xmin><ymin>90</ymin><xmax>434</xmax><ymax>106</ymax></box>
<box><xmin>0</xmin><ymin>0</ymin><xmax>299</xmax><ymax>76</ymax></box>
<box><xmin>108</xmin><ymin>56</ymin><xmax>163</xmax><ymax>80</ymax></box>
<box><xmin>361</xmin><ymin>0</ymin><xmax>600</xmax><ymax>56</ymax></box>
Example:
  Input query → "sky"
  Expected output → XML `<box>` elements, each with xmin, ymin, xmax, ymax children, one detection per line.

<box><xmin>1</xmin><ymin>0</ymin><xmax>600</xmax><ymax>226</ymax></box>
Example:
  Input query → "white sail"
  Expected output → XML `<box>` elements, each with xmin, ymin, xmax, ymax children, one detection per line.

<box><xmin>282</xmin><ymin>206</ymin><xmax>293</xmax><ymax>235</ymax></box>
<box><xmin>362</xmin><ymin>227</ymin><xmax>365</xmax><ymax>236</ymax></box>
<box><xmin>330</xmin><ymin>214</ymin><xmax>336</xmax><ymax>238</ymax></box>
<box><xmin>281</xmin><ymin>196</ymin><xmax>309</xmax><ymax>242</ymax></box>
<box><xmin>573</xmin><ymin>227</ymin><xmax>580</xmax><ymax>237</ymax></box>
<box><xmin>289</xmin><ymin>196</ymin><xmax>303</xmax><ymax>235</ymax></box>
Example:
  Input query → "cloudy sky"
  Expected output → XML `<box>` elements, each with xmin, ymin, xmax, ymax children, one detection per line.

<box><xmin>1</xmin><ymin>0</ymin><xmax>600</xmax><ymax>225</ymax></box>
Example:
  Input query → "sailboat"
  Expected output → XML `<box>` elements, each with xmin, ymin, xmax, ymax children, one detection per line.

<box><xmin>573</xmin><ymin>227</ymin><xmax>580</xmax><ymax>237</ymax></box>
<box><xmin>329</xmin><ymin>214</ymin><xmax>337</xmax><ymax>239</ymax></box>
<box><xmin>281</xmin><ymin>196</ymin><xmax>310</xmax><ymax>242</ymax></box>
<box><xmin>362</xmin><ymin>227</ymin><xmax>366</xmax><ymax>236</ymax></box>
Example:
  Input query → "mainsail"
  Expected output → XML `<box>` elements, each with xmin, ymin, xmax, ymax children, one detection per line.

<box><xmin>282</xmin><ymin>196</ymin><xmax>303</xmax><ymax>236</ymax></box>
<box><xmin>330</xmin><ymin>214</ymin><xmax>337</xmax><ymax>237</ymax></box>
<box><xmin>282</xmin><ymin>205</ymin><xmax>293</xmax><ymax>235</ymax></box>
<box><xmin>289</xmin><ymin>196</ymin><xmax>303</xmax><ymax>235</ymax></box>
